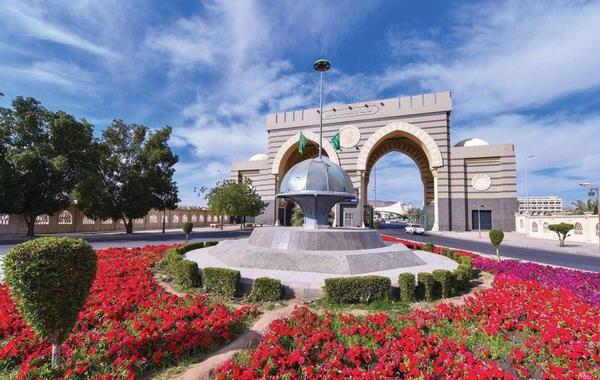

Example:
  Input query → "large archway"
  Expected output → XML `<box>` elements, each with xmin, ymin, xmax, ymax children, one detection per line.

<box><xmin>357</xmin><ymin>122</ymin><xmax>443</xmax><ymax>230</ymax></box>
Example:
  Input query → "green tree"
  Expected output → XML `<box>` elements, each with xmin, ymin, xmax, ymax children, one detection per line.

<box><xmin>4</xmin><ymin>237</ymin><xmax>97</xmax><ymax>368</ymax></box>
<box><xmin>488</xmin><ymin>229</ymin><xmax>504</xmax><ymax>262</ymax></box>
<box><xmin>205</xmin><ymin>178</ymin><xmax>266</xmax><ymax>229</ymax></box>
<box><xmin>76</xmin><ymin>120</ymin><xmax>179</xmax><ymax>234</ymax></box>
<box><xmin>0</xmin><ymin>97</ymin><xmax>95</xmax><ymax>236</ymax></box>
<box><xmin>571</xmin><ymin>199</ymin><xmax>598</xmax><ymax>215</ymax></box>
<box><xmin>548</xmin><ymin>222</ymin><xmax>574</xmax><ymax>247</ymax></box>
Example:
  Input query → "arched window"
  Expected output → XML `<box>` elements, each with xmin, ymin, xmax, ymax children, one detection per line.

<box><xmin>82</xmin><ymin>216</ymin><xmax>95</xmax><ymax>225</ymax></box>
<box><xmin>102</xmin><ymin>219</ymin><xmax>113</xmax><ymax>225</ymax></box>
<box><xmin>543</xmin><ymin>222</ymin><xmax>549</xmax><ymax>233</ymax></box>
<box><xmin>0</xmin><ymin>214</ymin><xmax>9</xmax><ymax>225</ymax></box>
<box><xmin>135</xmin><ymin>218</ymin><xmax>144</xmax><ymax>224</ymax></box>
<box><xmin>35</xmin><ymin>214</ymin><xmax>50</xmax><ymax>225</ymax></box>
<box><xmin>574</xmin><ymin>222</ymin><xmax>583</xmax><ymax>235</ymax></box>
<box><xmin>531</xmin><ymin>222</ymin><xmax>538</xmax><ymax>233</ymax></box>
<box><xmin>58</xmin><ymin>210</ymin><xmax>73</xmax><ymax>225</ymax></box>
<box><xmin>182</xmin><ymin>214</ymin><xmax>188</xmax><ymax>223</ymax></box>
<box><xmin>149</xmin><ymin>214</ymin><xmax>158</xmax><ymax>223</ymax></box>
<box><xmin>519</xmin><ymin>219</ymin><xmax>524</xmax><ymax>228</ymax></box>
<box><xmin>172</xmin><ymin>214</ymin><xmax>179</xmax><ymax>223</ymax></box>
<box><xmin>202</xmin><ymin>214</ymin><xmax>206</xmax><ymax>222</ymax></box>
<box><xmin>191</xmin><ymin>214</ymin><xmax>197</xmax><ymax>222</ymax></box>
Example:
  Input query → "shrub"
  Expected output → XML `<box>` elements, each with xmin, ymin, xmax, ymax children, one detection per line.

<box><xmin>173</xmin><ymin>260</ymin><xmax>201</xmax><ymax>289</ymax></box>
<box><xmin>249</xmin><ymin>277</ymin><xmax>283</xmax><ymax>302</ymax></box>
<box><xmin>489</xmin><ymin>229</ymin><xmax>505</xmax><ymax>262</ymax></box>
<box><xmin>417</xmin><ymin>272</ymin><xmax>436</xmax><ymax>301</ymax></box>
<box><xmin>204</xmin><ymin>241</ymin><xmax>218</xmax><ymax>247</ymax></box>
<box><xmin>158</xmin><ymin>248</ymin><xmax>183</xmax><ymax>274</ymax></box>
<box><xmin>421</xmin><ymin>243</ymin><xmax>434</xmax><ymax>252</ymax></box>
<box><xmin>458</xmin><ymin>263</ymin><xmax>473</xmax><ymax>279</ymax></box>
<box><xmin>398</xmin><ymin>273</ymin><xmax>416</xmax><ymax>302</ymax></box>
<box><xmin>324</xmin><ymin>276</ymin><xmax>391</xmax><ymax>304</ymax></box>
<box><xmin>182</xmin><ymin>222</ymin><xmax>194</xmax><ymax>243</ymax></box>
<box><xmin>176</xmin><ymin>242</ymin><xmax>205</xmax><ymax>255</ymax></box>
<box><xmin>3</xmin><ymin>237</ymin><xmax>97</xmax><ymax>367</ymax></box>
<box><xmin>432</xmin><ymin>270</ymin><xmax>453</xmax><ymax>298</ymax></box>
<box><xmin>203</xmin><ymin>267</ymin><xmax>241</xmax><ymax>297</ymax></box>
<box><xmin>453</xmin><ymin>267</ymin><xmax>471</xmax><ymax>291</ymax></box>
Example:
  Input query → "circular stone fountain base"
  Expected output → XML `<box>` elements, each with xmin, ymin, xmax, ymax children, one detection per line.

<box><xmin>185</xmin><ymin>235</ymin><xmax>458</xmax><ymax>300</ymax></box>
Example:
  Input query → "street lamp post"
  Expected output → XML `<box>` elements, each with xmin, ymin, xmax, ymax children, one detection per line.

<box><xmin>579</xmin><ymin>182</ymin><xmax>600</xmax><ymax>252</ymax></box>
<box><xmin>313</xmin><ymin>59</ymin><xmax>330</xmax><ymax>159</ymax></box>
<box><xmin>524</xmin><ymin>154</ymin><xmax>535</xmax><ymax>215</ymax></box>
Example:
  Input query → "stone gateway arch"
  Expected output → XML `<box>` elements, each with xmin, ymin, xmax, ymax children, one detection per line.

<box><xmin>231</xmin><ymin>91</ymin><xmax>518</xmax><ymax>231</ymax></box>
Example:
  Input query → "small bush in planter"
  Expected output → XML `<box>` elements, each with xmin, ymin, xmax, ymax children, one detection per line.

<box><xmin>249</xmin><ymin>277</ymin><xmax>283</xmax><ymax>302</ymax></box>
<box><xmin>324</xmin><ymin>276</ymin><xmax>391</xmax><ymax>304</ymax></box>
<box><xmin>3</xmin><ymin>237</ymin><xmax>97</xmax><ymax>367</ymax></box>
<box><xmin>182</xmin><ymin>222</ymin><xmax>194</xmax><ymax>243</ymax></box>
<box><xmin>453</xmin><ymin>267</ymin><xmax>471</xmax><ymax>291</ymax></box>
<box><xmin>417</xmin><ymin>272</ymin><xmax>436</xmax><ymax>301</ymax></box>
<box><xmin>203</xmin><ymin>267</ymin><xmax>241</xmax><ymax>297</ymax></box>
<box><xmin>173</xmin><ymin>259</ymin><xmax>201</xmax><ymax>289</ymax></box>
<box><xmin>398</xmin><ymin>273</ymin><xmax>416</xmax><ymax>302</ymax></box>
<box><xmin>432</xmin><ymin>269</ymin><xmax>453</xmax><ymax>298</ymax></box>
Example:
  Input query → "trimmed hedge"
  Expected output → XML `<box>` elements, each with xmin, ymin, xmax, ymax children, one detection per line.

<box><xmin>458</xmin><ymin>262</ymin><xmax>473</xmax><ymax>279</ymax></box>
<box><xmin>173</xmin><ymin>259</ymin><xmax>201</xmax><ymax>289</ymax></box>
<box><xmin>453</xmin><ymin>267</ymin><xmax>471</xmax><ymax>291</ymax></box>
<box><xmin>3</xmin><ymin>237</ymin><xmax>97</xmax><ymax>351</ymax></box>
<box><xmin>158</xmin><ymin>249</ymin><xmax>183</xmax><ymax>274</ymax></box>
<box><xmin>324</xmin><ymin>276</ymin><xmax>391</xmax><ymax>304</ymax></box>
<box><xmin>204</xmin><ymin>241</ymin><xmax>218</xmax><ymax>247</ymax></box>
<box><xmin>398</xmin><ymin>273</ymin><xmax>416</xmax><ymax>302</ymax></box>
<box><xmin>203</xmin><ymin>267</ymin><xmax>241</xmax><ymax>297</ymax></box>
<box><xmin>417</xmin><ymin>272</ymin><xmax>436</xmax><ymax>301</ymax></box>
<box><xmin>249</xmin><ymin>277</ymin><xmax>283</xmax><ymax>302</ymax></box>
<box><xmin>176</xmin><ymin>242</ymin><xmax>205</xmax><ymax>255</ymax></box>
<box><xmin>421</xmin><ymin>243</ymin><xmax>434</xmax><ymax>252</ymax></box>
<box><xmin>432</xmin><ymin>269</ymin><xmax>453</xmax><ymax>298</ymax></box>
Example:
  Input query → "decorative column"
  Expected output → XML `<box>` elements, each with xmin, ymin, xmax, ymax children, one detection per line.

<box><xmin>358</xmin><ymin>171</ymin><xmax>365</xmax><ymax>228</ymax></box>
<box><xmin>273</xmin><ymin>174</ymin><xmax>279</xmax><ymax>226</ymax></box>
<box><xmin>432</xmin><ymin>169</ymin><xmax>440</xmax><ymax>231</ymax></box>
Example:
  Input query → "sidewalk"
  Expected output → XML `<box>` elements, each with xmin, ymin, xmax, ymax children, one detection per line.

<box><xmin>430</xmin><ymin>231</ymin><xmax>600</xmax><ymax>257</ymax></box>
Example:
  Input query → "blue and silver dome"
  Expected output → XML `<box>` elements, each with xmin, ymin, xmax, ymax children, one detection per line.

<box><xmin>278</xmin><ymin>157</ymin><xmax>354</xmax><ymax>197</ymax></box>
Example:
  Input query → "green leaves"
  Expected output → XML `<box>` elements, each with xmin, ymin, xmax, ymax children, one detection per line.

<box><xmin>489</xmin><ymin>229</ymin><xmax>505</xmax><ymax>247</ymax></box>
<box><xmin>205</xmin><ymin>177</ymin><xmax>266</xmax><ymax>224</ymax></box>
<box><xmin>3</xmin><ymin>237</ymin><xmax>97</xmax><ymax>341</ymax></box>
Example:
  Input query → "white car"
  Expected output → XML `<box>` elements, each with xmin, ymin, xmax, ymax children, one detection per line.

<box><xmin>405</xmin><ymin>224</ymin><xmax>425</xmax><ymax>235</ymax></box>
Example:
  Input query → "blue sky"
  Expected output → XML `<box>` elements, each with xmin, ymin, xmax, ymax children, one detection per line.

<box><xmin>1</xmin><ymin>1</ymin><xmax>599</xmax><ymax>207</ymax></box>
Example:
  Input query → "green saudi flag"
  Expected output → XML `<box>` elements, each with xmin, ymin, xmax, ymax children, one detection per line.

<box><xmin>298</xmin><ymin>132</ymin><xmax>308</xmax><ymax>155</ymax></box>
<box><xmin>330</xmin><ymin>132</ymin><xmax>340</xmax><ymax>150</ymax></box>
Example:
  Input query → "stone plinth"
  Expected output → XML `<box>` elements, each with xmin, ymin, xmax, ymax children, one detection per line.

<box><xmin>247</xmin><ymin>226</ymin><xmax>386</xmax><ymax>251</ymax></box>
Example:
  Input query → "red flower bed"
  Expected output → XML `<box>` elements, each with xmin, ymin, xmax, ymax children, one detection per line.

<box><xmin>0</xmin><ymin>245</ymin><xmax>256</xmax><ymax>379</ymax></box>
<box><xmin>216</xmin><ymin>277</ymin><xmax>600</xmax><ymax>379</ymax></box>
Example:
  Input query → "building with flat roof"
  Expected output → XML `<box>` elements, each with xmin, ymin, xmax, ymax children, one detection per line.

<box><xmin>518</xmin><ymin>196</ymin><xmax>563</xmax><ymax>214</ymax></box>
<box><xmin>231</xmin><ymin>91</ymin><xmax>518</xmax><ymax>231</ymax></box>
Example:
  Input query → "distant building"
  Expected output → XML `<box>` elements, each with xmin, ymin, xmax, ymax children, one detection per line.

<box><xmin>518</xmin><ymin>196</ymin><xmax>563</xmax><ymax>214</ymax></box>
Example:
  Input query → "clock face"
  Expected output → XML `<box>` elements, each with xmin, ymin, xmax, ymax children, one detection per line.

<box><xmin>472</xmin><ymin>174</ymin><xmax>491</xmax><ymax>191</ymax></box>
<box><xmin>338</xmin><ymin>125</ymin><xmax>361</xmax><ymax>148</ymax></box>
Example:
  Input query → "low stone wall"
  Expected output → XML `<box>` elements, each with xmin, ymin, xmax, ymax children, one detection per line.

<box><xmin>0</xmin><ymin>204</ymin><xmax>226</xmax><ymax>235</ymax></box>
<box><xmin>515</xmin><ymin>214</ymin><xmax>600</xmax><ymax>244</ymax></box>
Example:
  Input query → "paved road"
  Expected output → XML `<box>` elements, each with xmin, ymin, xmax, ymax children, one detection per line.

<box><xmin>0</xmin><ymin>229</ymin><xmax>252</xmax><ymax>255</ymax></box>
<box><xmin>380</xmin><ymin>224</ymin><xmax>600</xmax><ymax>272</ymax></box>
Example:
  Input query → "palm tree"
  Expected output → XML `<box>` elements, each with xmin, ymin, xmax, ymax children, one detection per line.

<box><xmin>291</xmin><ymin>204</ymin><xmax>304</xmax><ymax>226</ymax></box>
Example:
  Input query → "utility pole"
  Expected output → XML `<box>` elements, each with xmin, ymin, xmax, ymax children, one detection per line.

<box><xmin>473</xmin><ymin>202</ymin><xmax>484</xmax><ymax>238</ymax></box>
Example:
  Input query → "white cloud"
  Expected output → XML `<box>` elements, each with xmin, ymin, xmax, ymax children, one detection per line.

<box><xmin>0</xmin><ymin>1</ymin><xmax>118</xmax><ymax>59</ymax></box>
<box><xmin>0</xmin><ymin>61</ymin><xmax>93</xmax><ymax>89</ymax></box>
<box><xmin>381</xmin><ymin>0</ymin><xmax>600</xmax><ymax>116</ymax></box>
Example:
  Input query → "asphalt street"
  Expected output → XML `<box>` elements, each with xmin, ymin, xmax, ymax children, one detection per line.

<box><xmin>380</xmin><ymin>224</ymin><xmax>600</xmax><ymax>272</ymax></box>
<box><xmin>1</xmin><ymin>225</ymin><xmax>599</xmax><ymax>273</ymax></box>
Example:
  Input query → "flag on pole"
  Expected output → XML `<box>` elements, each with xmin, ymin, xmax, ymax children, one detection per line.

<box><xmin>330</xmin><ymin>132</ymin><xmax>341</xmax><ymax>150</ymax></box>
<box><xmin>298</xmin><ymin>132</ymin><xmax>308</xmax><ymax>155</ymax></box>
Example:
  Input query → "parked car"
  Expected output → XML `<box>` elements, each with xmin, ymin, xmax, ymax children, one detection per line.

<box><xmin>405</xmin><ymin>223</ymin><xmax>425</xmax><ymax>235</ymax></box>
